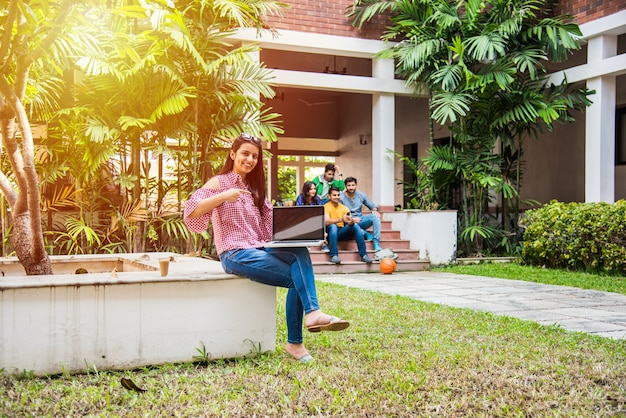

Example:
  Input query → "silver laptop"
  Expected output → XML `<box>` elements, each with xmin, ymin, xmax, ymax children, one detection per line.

<box><xmin>264</xmin><ymin>206</ymin><xmax>325</xmax><ymax>248</ymax></box>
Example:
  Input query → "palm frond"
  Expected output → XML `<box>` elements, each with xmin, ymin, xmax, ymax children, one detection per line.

<box><xmin>395</xmin><ymin>38</ymin><xmax>443</xmax><ymax>79</ymax></box>
<box><xmin>510</xmin><ymin>47</ymin><xmax>546</xmax><ymax>80</ymax></box>
<box><xmin>157</xmin><ymin>214</ymin><xmax>192</xmax><ymax>241</ymax></box>
<box><xmin>493</xmin><ymin>99</ymin><xmax>540</xmax><ymax>128</ymax></box>
<box><xmin>65</xmin><ymin>216</ymin><xmax>102</xmax><ymax>249</ymax></box>
<box><xmin>348</xmin><ymin>0</ymin><xmax>399</xmax><ymax>29</ymax></box>
<box><xmin>119</xmin><ymin>199</ymin><xmax>149</xmax><ymax>223</ymax></box>
<box><xmin>473</xmin><ymin>60</ymin><xmax>516</xmax><ymax>91</ymax></box>
<box><xmin>465</xmin><ymin>31</ymin><xmax>507</xmax><ymax>62</ymax></box>
<box><xmin>429</xmin><ymin>0</ymin><xmax>460</xmax><ymax>30</ymax></box>
<box><xmin>149</xmin><ymin>84</ymin><xmax>195</xmax><ymax>120</ymax></box>
<box><xmin>83</xmin><ymin>118</ymin><xmax>122</xmax><ymax>143</ymax></box>
<box><xmin>41</xmin><ymin>185</ymin><xmax>80</xmax><ymax>212</ymax></box>
<box><xmin>430</xmin><ymin>64</ymin><xmax>464</xmax><ymax>91</ymax></box>
<box><xmin>430</xmin><ymin>91</ymin><xmax>473</xmax><ymax>124</ymax></box>
<box><xmin>423</xmin><ymin>145</ymin><xmax>456</xmax><ymax>171</ymax></box>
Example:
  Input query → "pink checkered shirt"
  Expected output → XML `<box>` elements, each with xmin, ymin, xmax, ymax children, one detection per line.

<box><xmin>183</xmin><ymin>171</ymin><xmax>273</xmax><ymax>255</ymax></box>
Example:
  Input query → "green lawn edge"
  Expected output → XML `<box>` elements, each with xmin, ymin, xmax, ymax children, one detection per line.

<box><xmin>434</xmin><ymin>262</ymin><xmax>626</xmax><ymax>296</ymax></box>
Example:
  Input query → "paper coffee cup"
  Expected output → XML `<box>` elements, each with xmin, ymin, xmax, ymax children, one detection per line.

<box><xmin>159</xmin><ymin>258</ymin><xmax>170</xmax><ymax>277</ymax></box>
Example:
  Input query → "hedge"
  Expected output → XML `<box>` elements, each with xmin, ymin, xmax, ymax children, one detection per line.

<box><xmin>522</xmin><ymin>200</ymin><xmax>626</xmax><ymax>274</ymax></box>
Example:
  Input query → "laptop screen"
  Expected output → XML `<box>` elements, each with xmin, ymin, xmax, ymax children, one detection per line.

<box><xmin>272</xmin><ymin>206</ymin><xmax>325</xmax><ymax>241</ymax></box>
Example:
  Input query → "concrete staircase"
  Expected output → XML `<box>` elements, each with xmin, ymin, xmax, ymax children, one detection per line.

<box><xmin>310</xmin><ymin>219</ymin><xmax>430</xmax><ymax>274</ymax></box>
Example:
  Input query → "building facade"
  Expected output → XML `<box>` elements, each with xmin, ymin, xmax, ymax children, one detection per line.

<box><xmin>230</xmin><ymin>0</ymin><xmax>626</xmax><ymax>209</ymax></box>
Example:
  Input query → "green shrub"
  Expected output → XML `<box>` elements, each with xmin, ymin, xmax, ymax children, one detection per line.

<box><xmin>522</xmin><ymin>200</ymin><xmax>626</xmax><ymax>274</ymax></box>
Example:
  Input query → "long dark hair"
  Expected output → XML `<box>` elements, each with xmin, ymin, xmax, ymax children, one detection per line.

<box><xmin>300</xmin><ymin>181</ymin><xmax>317</xmax><ymax>205</ymax></box>
<box><xmin>220</xmin><ymin>134</ymin><xmax>266</xmax><ymax>212</ymax></box>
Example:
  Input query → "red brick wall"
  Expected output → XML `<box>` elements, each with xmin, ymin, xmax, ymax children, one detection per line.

<box><xmin>265</xmin><ymin>0</ymin><xmax>387</xmax><ymax>40</ymax></box>
<box><xmin>555</xmin><ymin>0</ymin><xmax>625</xmax><ymax>24</ymax></box>
<box><xmin>268</xmin><ymin>1</ymin><xmax>623</xmax><ymax>39</ymax></box>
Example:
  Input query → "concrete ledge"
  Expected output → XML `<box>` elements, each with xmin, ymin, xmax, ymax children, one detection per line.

<box><xmin>0</xmin><ymin>254</ymin><xmax>276</xmax><ymax>376</ymax></box>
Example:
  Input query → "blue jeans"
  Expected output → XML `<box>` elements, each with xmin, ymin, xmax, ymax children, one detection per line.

<box><xmin>358</xmin><ymin>214</ymin><xmax>381</xmax><ymax>243</ymax></box>
<box><xmin>327</xmin><ymin>223</ymin><xmax>367</xmax><ymax>257</ymax></box>
<box><xmin>220</xmin><ymin>247</ymin><xmax>319</xmax><ymax>345</ymax></box>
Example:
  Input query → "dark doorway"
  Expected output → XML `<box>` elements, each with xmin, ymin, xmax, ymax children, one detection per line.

<box><xmin>402</xmin><ymin>142</ymin><xmax>418</xmax><ymax>209</ymax></box>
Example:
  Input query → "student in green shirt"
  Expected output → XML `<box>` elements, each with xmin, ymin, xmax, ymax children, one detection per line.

<box><xmin>311</xmin><ymin>163</ymin><xmax>345</xmax><ymax>204</ymax></box>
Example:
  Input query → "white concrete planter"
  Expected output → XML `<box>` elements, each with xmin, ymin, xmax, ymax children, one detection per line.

<box><xmin>0</xmin><ymin>254</ymin><xmax>276</xmax><ymax>376</ymax></box>
<box><xmin>384</xmin><ymin>210</ymin><xmax>457</xmax><ymax>265</ymax></box>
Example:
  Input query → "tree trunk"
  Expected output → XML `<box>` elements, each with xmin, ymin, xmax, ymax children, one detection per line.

<box><xmin>11</xmin><ymin>212</ymin><xmax>53</xmax><ymax>275</ymax></box>
<box><xmin>0</xmin><ymin>115</ymin><xmax>53</xmax><ymax>274</ymax></box>
<box><xmin>0</xmin><ymin>74</ymin><xmax>53</xmax><ymax>275</ymax></box>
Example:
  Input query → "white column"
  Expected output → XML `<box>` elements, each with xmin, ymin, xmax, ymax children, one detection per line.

<box><xmin>372</xmin><ymin>59</ymin><xmax>396</xmax><ymax>208</ymax></box>
<box><xmin>585</xmin><ymin>35</ymin><xmax>617</xmax><ymax>203</ymax></box>
<box><xmin>245</xmin><ymin>47</ymin><xmax>278</xmax><ymax>199</ymax></box>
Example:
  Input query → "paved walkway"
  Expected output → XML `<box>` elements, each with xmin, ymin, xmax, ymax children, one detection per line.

<box><xmin>318</xmin><ymin>271</ymin><xmax>626</xmax><ymax>339</ymax></box>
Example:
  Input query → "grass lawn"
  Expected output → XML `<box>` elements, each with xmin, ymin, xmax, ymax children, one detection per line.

<box><xmin>434</xmin><ymin>262</ymin><xmax>626</xmax><ymax>296</ymax></box>
<box><xmin>2</xmin><ymin>273</ymin><xmax>626</xmax><ymax>416</ymax></box>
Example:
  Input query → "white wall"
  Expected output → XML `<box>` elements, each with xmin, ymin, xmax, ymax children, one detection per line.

<box><xmin>0</xmin><ymin>256</ymin><xmax>277</xmax><ymax>376</ymax></box>
<box><xmin>384</xmin><ymin>210</ymin><xmax>457</xmax><ymax>265</ymax></box>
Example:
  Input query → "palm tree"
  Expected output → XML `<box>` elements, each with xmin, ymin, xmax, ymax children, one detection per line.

<box><xmin>65</xmin><ymin>0</ymin><xmax>284</xmax><ymax>253</ymax></box>
<box><xmin>350</xmin><ymin>0</ymin><xmax>592</xmax><ymax>255</ymax></box>
<box><xmin>0</xmin><ymin>0</ymin><xmax>285</xmax><ymax>270</ymax></box>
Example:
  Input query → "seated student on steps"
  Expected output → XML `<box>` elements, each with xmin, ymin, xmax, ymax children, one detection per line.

<box><xmin>340</xmin><ymin>176</ymin><xmax>383</xmax><ymax>252</ymax></box>
<box><xmin>295</xmin><ymin>181</ymin><xmax>321</xmax><ymax>206</ymax></box>
<box><xmin>296</xmin><ymin>181</ymin><xmax>329</xmax><ymax>252</ymax></box>
<box><xmin>311</xmin><ymin>163</ymin><xmax>345</xmax><ymax>204</ymax></box>
<box><xmin>323</xmin><ymin>186</ymin><xmax>372</xmax><ymax>265</ymax></box>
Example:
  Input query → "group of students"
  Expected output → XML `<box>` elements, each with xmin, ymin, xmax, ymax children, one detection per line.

<box><xmin>295</xmin><ymin>163</ymin><xmax>383</xmax><ymax>265</ymax></box>
<box><xmin>184</xmin><ymin>133</ymin><xmax>351</xmax><ymax>363</ymax></box>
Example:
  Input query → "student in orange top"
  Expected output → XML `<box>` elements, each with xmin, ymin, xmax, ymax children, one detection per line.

<box><xmin>323</xmin><ymin>186</ymin><xmax>372</xmax><ymax>265</ymax></box>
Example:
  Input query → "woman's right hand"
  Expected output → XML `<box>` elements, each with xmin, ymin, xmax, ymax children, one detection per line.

<box><xmin>221</xmin><ymin>188</ymin><xmax>252</xmax><ymax>202</ymax></box>
<box><xmin>187</xmin><ymin>178</ymin><xmax>251</xmax><ymax>219</ymax></box>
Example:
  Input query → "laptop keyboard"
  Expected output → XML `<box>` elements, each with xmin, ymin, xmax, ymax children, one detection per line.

<box><xmin>271</xmin><ymin>240</ymin><xmax>318</xmax><ymax>244</ymax></box>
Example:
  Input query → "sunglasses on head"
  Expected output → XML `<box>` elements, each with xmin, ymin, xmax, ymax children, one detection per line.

<box><xmin>238</xmin><ymin>132</ymin><xmax>262</xmax><ymax>146</ymax></box>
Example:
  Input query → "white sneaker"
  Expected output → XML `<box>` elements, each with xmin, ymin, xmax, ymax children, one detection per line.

<box><xmin>374</xmin><ymin>248</ymin><xmax>398</xmax><ymax>261</ymax></box>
